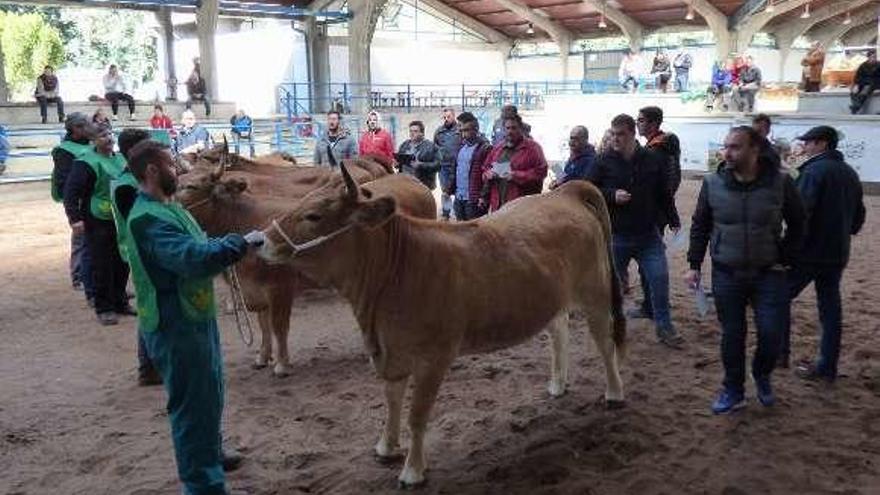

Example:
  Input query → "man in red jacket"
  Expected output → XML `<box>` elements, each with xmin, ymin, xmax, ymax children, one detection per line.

<box><xmin>481</xmin><ymin>114</ymin><xmax>547</xmax><ymax>212</ymax></box>
<box><xmin>358</xmin><ymin>110</ymin><xmax>395</xmax><ymax>164</ymax></box>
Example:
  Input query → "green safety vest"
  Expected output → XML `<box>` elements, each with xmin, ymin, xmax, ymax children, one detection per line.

<box><xmin>124</xmin><ymin>196</ymin><xmax>217</xmax><ymax>333</ymax></box>
<box><xmin>110</xmin><ymin>170</ymin><xmax>139</xmax><ymax>262</ymax></box>
<box><xmin>51</xmin><ymin>140</ymin><xmax>93</xmax><ymax>202</ymax></box>
<box><xmin>82</xmin><ymin>150</ymin><xmax>126</xmax><ymax>221</ymax></box>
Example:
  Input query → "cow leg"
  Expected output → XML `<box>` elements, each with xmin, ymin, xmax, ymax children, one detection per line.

<box><xmin>547</xmin><ymin>312</ymin><xmax>570</xmax><ymax>397</ymax></box>
<box><xmin>253</xmin><ymin>310</ymin><xmax>272</xmax><ymax>369</ymax></box>
<box><xmin>586</xmin><ymin>309</ymin><xmax>625</xmax><ymax>405</ymax></box>
<box><xmin>375</xmin><ymin>376</ymin><xmax>408</xmax><ymax>460</ymax></box>
<box><xmin>269</xmin><ymin>293</ymin><xmax>294</xmax><ymax>378</ymax></box>
<box><xmin>398</xmin><ymin>359</ymin><xmax>451</xmax><ymax>488</ymax></box>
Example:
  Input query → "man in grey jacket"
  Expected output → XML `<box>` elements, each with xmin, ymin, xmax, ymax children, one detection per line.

<box><xmin>314</xmin><ymin>111</ymin><xmax>358</xmax><ymax>166</ymax></box>
<box><xmin>433</xmin><ymin>108</ymin><xmax>461</xmax><ymax>220</ymax></box>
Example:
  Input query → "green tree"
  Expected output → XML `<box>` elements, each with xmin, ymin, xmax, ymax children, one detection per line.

<box><xmin>0</xmin><ymin>12</ymin><xmax>64</xmax><ymax>97</ymax></box>
<box><xmin>60</xmin><ymin>9</ymin><xmax>158</xmax><ymax>86</ymax></box>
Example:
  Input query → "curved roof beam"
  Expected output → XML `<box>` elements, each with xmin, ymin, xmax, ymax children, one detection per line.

<box><xmin>417</xmin><ymin>0</ymin><xmax>512</xmax><ymax>44</ymax></box>
<box><xmin>689</xmin><ymin>0</ymin><xmax>733</xmax><ymax>58</ymax></box>
<box><xmin>580</xmin><ymin>0</ymin><xmax>644</xmax><ymax>50</ymax></box>
<box><xmin>493</xmin><ymin>0</ymin><xmax>572</xmax><ymax>46</ymax></box>
<box><xmin>809</xmin><ymin>6</ymin><xmax>879</xmax><ymax>48</ymax></box>
<box><xmin>771</xmin><ymin>0</ymin><xmax>876</xmax><ymax>50</ymax></box>
<box><xmin>843</xmin><ymin>21</ymin><xmax>880</xmax><ymax>46</ymax></box>
<box><xmin>734</xmin><ymin>0</ymin><xmax>811</xmax><ymax>52</ymax></box>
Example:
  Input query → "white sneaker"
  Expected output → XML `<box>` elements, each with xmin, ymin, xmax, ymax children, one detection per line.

<box><xmin>111</xmin><ymin>114</ymin><xmax>119</xmax><ymax>121</ymax></box>
<box><xmin>130</xmin><ymin>113</ymin><xmax>137</xmax><ymax>121</ymax></box>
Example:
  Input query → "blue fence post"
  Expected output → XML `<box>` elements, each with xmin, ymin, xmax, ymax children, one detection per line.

<box><xmin>292</xmin><ymin>84</ymin><xmax>299</xmax><ymax>118</ymax></box>
<box><xmin>461</xmin><ymin>84</ymin><xmax>466</xmax><ymax>111</ymax></box>
<box><xmin>513</xmin><ymin>81</ymin><xmax>519</xmax><ymax>106</ymax></box>
<box><xmin>498</xmin><ymin>81</ymin><xmax>503</xmax><ymax>107</ymax></box>
<box><xmin>284</xmin><ymin>89</ymin><xmax>292</xmax><ymax>123</ymax></box>
<box><xmin>342</xmin><ymin>83</ymin><xmax>349</xmax><ymax>114</ymax></box>
<box><xmin>407</xmin><ymin>84</ymin><xmax>412</xmax><ymax>113</ymax></box>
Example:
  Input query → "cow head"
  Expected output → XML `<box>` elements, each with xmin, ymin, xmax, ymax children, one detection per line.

<box><xmin>260</xmin><ymin>163</ymin><xmax>396</xmax><ymax>263</ymax></box>
<box><xmin>175</xmin><ymin>150</ymin><xmax>249</xmax><ymax>211</ymax></box>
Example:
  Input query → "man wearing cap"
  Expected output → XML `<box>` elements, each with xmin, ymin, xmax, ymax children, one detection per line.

<box><xmin>63</xmin><ymin>126</ymin><xmax>134</xmax><ymax>326</ymax></box>
<box><xmin>850</xmin><ymin>50</ymin><xmax>880</xmax><ymax>114</ymax></box>
<box><xmin>51</xmin><ymin>113</ymin><xmax>95</xmax><ymax>301</ymax></box>
<box><xmin>781</xmin><ymin>126</ymin><xmax>866</xmax><ymax>379</ymax></box>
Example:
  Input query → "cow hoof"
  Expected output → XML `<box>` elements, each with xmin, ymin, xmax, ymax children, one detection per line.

<box><xmin>251</xmin><ymin>361</ymin><xmax>268</xmax><ymax>370</ymax></box>
<box><xmin>397</xmin><ymin>468</ymin><xmax>426</xmax><ymax>490</ymax></box>
<box><xmin>547</xmin><ymin>381</ymin><xmax>567</xmax><ymax>398</ymax></box>
<box><xmin>272</xmin><ymin>365</ymin><xmax>291</xmax><ymax>378</ymax></box>
<box><xmin>605</xmin><ymin>399</ymin><xmax>626</xmax><ymax>410</ymax></box>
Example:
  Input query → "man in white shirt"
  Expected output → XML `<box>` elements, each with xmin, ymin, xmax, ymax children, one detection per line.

<box><xmin>103</xmin><ymin>65</ymin><xmax>137</xmax><ymax>121</ymax></box>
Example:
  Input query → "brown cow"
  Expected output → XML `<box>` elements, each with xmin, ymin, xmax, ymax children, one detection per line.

<box><xmin>176</xmin><ymin>160</ymin><xmax>436</xmax><ymax>376</ymax></box>
<box><xmin>259</xmin><ymin>163</ymin><xmax>625</xmax><ymax>487</ymax></box>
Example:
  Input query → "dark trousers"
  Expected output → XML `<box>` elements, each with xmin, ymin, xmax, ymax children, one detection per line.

<box><xmin>71</xmin><ymin>230</ymin><xmax>95</xmax><ymax>299</ymax></box>
<box><xmin>674</xmin><ymin>71</ymin><xmax>689</xmax><ymax>92</ymax></box>
<box><xmin>850</xmin><ymin>84</ymin><xmax>877</xmax><ymax>114</ymax></box>
<box><xmin>712</xmin><ymin>265</ymin><xmax>787</xmax><ymax>394</ymax></box>
<box><xmin>36</xmin><ymin>96</ymin><xmax>64</xmax><ymax>120</ymax></box>
<box><xmin>612</xmin><ymin>230</ymin><xmax>672</xmax><ymax>330</ymax></box>
<box><xmin>84</xmin><ymin>217</ymin><xmax>129</xmax><ymax>314</ymax></box>
<box><xmin>804</xmin><ymin>81</ymin><xmax>821</xmax><ymax>93</ymax></box>
<box><xmin>137</xmin><ymin>333</ymin><xmax>156</xmax><ymax>376</ymax></box>
<box><xmin>186</xmin><ymin>97</ymin><xmax>212</xmax><ymax>116</ymax></box>
<box><xmin>453</xmin><ymin>198</ymin><xmax>478</xmax><ymax>221</ymax></box>
<box><xmin>783</xmin><ymin>264</ymin><xmax>844</xmax><ymax>378</ymax></box>
<box><xmin>105</xmin><ymin>92</ymin><xmax>136</xmax><ymax>116</ymax></box>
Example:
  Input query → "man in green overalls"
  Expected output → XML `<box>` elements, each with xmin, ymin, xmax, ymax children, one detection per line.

<box><xmin>124</xmin><ymin>139</ymin><xmax>262</xmax><ymax>494</ymax></box>
<box><xmin>51</xmin><ymin>113</ymin><xmax>94</xmax><ymax>300</ymax></box>
<box><xmin>63</xmin><ymin>126</ymin><xmax>134</xmax><ymax>325</ymax></box>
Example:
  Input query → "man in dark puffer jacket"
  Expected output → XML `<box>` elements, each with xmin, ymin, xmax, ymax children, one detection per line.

<box><xmin>782</xmin><ymin>126</ymin><xmax>866</xmax><ymax>381</ymax></box>
<box><xmin>686</xmin><ymin>126</ymin><xmax>805</xmax><ymax>415</ymax></box>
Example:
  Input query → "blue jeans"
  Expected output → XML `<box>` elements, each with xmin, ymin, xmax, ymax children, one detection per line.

<box><xmin>439</xmin><ymin>165</ymin><xmax>454</xmax><ymax>217</ymax></box>
<box><xmin>621</xmin><ymin>76</ymin><xmax>639</xmax><ymax>92</ymax></box>
<box><xmin>232</xmin><ymin>133</ymin><xmax>255</xmax><ymax>157</ymax></box>
<box><xmin>613</xmin><ymin>231</ymin><xmax>672</xmax><ymax>330</ymax></box>
<box><xmin>674</xmin><ymin>71</ymin><xmax>689</xmax><ymax>92</ymax></box>
<box><xmin>712</xmin><ymin>265</ymin><xmax>787</xmax><ymax>394</ymax></box>
<box><xmin>71</xmin><ymin>230</ymin><xmax>95</xmax><ymax>299</ymax></box>
<box><xmin>783</xmin><ymin>264</ymin><xmax>844</xmax><ymax>378</ymax></box>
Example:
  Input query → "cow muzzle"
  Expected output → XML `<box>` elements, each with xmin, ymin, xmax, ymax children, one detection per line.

<box><xmin>263</xmin><ymin>218</ymin><xmax>354</xmax><ymax>260</ymax></box>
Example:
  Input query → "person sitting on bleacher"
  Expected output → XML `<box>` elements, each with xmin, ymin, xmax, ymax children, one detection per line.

<box><xmin>149</xmin><ymin>105</ymin><xmax>175</xmax><ymax>145</ymax></box>
<box><xmin>230</xmin><ymin>109</ymin><xmax>255</xmax><ymax>157</ymax></box>
<box><xmin>0</xmin><ymin>124</ymin><xmax>9</xmax><ymax>176</ymax></box>
<box><xmin>175</xmin><ymin>110</ymin><xmax>212</xmax><ymax>155</ymax></box>
<box><xmin>34</xmin><ymin>65</ymin><xmax>65</xmax><ymax>124</ymax></box>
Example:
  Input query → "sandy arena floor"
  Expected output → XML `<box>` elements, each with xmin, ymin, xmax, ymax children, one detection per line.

<box><xmin>1</xmin><ymin>180</ymin><xmax>879</xmax><ymax>495</ymax></box>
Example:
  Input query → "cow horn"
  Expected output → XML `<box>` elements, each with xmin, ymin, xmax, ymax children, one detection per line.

<box><xmin>340</xmin><ymin>163</ymin><xmax>358</xmax><ymax>202</ymax></box>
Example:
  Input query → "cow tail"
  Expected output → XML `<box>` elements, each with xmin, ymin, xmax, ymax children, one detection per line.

<box><xmin>581</xmin><ymin>183</ymin><xmax>627</xmax><ymax>359</ymax></box>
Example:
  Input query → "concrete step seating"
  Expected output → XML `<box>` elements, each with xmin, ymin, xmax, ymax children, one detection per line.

<box><xmin>1</xmin><ymin>100</ymin><xmax>236</xmax><ymax>126</ymax></box>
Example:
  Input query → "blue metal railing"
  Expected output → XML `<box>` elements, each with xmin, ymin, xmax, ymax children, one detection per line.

<box><xmin>276</xmin><ymin>80</ymin><xmax>625</xmax><ymax>116</ymax></box>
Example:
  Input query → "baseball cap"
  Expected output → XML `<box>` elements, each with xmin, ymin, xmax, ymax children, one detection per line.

<box><xmin>797</xmin><ymin>125</ymin><xmax>839</xmax><ymax>149</ymax></box>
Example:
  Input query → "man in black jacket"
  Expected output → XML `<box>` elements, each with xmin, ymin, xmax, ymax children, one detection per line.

<box><xmin>686</xmin><ymin>126</ymin><xmax>805</xmax><ymax>414</ymax></box>
<box><xmin>587</xmin><ymin>114</ymin><xmax>682</xmax><ymax>348</ymax></box>
<box><xmin>51</xmin><ymin>113</ymin><xmax>94</xmax><ymax>301</ymax></box>
<box><xmin>783</xmin><ymin>126</ymin><xmax>866</xmax><ymax>381</ymax></box>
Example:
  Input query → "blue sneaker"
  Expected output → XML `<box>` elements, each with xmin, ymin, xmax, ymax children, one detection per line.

<box><xmin>711</xmin><ymin>389</ymin><xmax>746</xmax><ymax>414</ymax></box>
<box><xmin>754</xmin><ymin>376</ymin><xmax>775</xmax><ymax>407</ymax></box>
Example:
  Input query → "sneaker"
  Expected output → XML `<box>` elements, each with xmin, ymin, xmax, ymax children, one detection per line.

<box><xmin>795</xmin><ymin>363</ymin><xmax>835</xmax><ymax>383</ymax></box>
<box><xmin>222</xmin><ymin>447</ymin><xmax>244</xmax><ymax>472</ymax></box>
<box><xmin>130</xmin><ymin>113</ymin><xmax>137</xmax><ymax>121</ymax></box>
<box><xmin>97</xmin><ymin>312</ymin><xmax>119</xmax><ymax>326</ymax></box>
<box><xmin>72</xmin><ymin>281</ymin><xmax>83</xmax><ymax>291</ymax></box>
<box><xmin>137</xmin><ymin>368</ymin><xmax>162</xmax><ymax>387</ymax></box>
<box><xmin>711</xmin><ymin>389</ymin><xmax>746</xmax><ymax>414</ymax></box>
<box><xmin>657</xmin><ymin>326</ymin><xmax>684</xmax><ymax>349</ymax></box>
<box><xmin>626</xmin><ymin>306</ymin><xmax>654</xmax><ymax>320</ymax></box>
<box><xmin>116</xmin><ymin>304</ymin><xmax>138</xmax><ymax>316</ymax></box>
<box><xmin>753</xmin><ymin>376</ymin><xmax>775</xmax><ymax>407</ymax></box>
<box><xmin>111</xmin><ymin>114</ymin><xmax>119</xmax><ymax>121</ymax></box>
<box><xmin>58</xmin><ymin>115</ymin><xmax>65</xmax><ymax>123</ymax></box>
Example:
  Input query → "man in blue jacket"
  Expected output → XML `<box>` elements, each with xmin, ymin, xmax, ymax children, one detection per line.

<box><xmin>782</xmin><ymin>126</ymin><xmax>866</xmax><ymax>380</ymax></box>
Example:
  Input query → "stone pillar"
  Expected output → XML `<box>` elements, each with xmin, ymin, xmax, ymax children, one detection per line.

<box><xmin>0</xmin><ymin>37</ymin><xmax>8</xmax><ymax>103</ymax></box>
<box><xmin>196</xmin><ymin>0</ymin><xmax>220</xmax><ymax>99</ymax></box>
<box><xmin>347</xmin><ymin>0</ymin><xmax>387</xmax><ymax>113</ymax></box>
<box><xmin>558</xmin><ymin>36</ymin><xmax>571</xmax><ymax>80</ymax></box>
<box><xmin>303</xmin><ymin>18</ymin><xmax>331</xmax><ymax>113</ymax></box>
<box><xmin>156</xmin><ymin>7</ymin><xmax>178</xmax><ymax>101</ymax></box>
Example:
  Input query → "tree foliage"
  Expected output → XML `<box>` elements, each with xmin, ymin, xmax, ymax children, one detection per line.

<box><xmin>0</xmin><ymin>12</ymin><xmax>64</xmax><ymax>95</ymax></box>
<box><xmin>60</xmin><ymin>9</ymin><xmax>158</xmax><ymax>86</ymax></box>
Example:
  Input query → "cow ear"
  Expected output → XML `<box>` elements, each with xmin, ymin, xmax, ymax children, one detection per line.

<box><xmin>354</xmin><ymin>196</ymin><xmax>396</xmax><ymax>227</ymax></box>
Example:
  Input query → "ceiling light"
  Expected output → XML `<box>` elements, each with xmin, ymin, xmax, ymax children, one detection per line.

<box><xmin>843</xmin><ymin>11</ymin><xmax>852</xmax><ymax>25</ymax></box>
<box><xmin>800</xmin><ymin>3</ymin><xmax>811</xmax><ymax>19</ymax></box>
<box><xmin>765</xmin><ymin>1</ymin><xmax>775</xmax><ymax>13</ymax></box>
<box><xmin>685</xmin><ymin>4</ymin><xmax>695</xmax><ymax>20</ymax></box>
<box><xmin>526</xmin><ymin>22</ymin><xmax>535</xmax><ymax>34</ymax></box>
